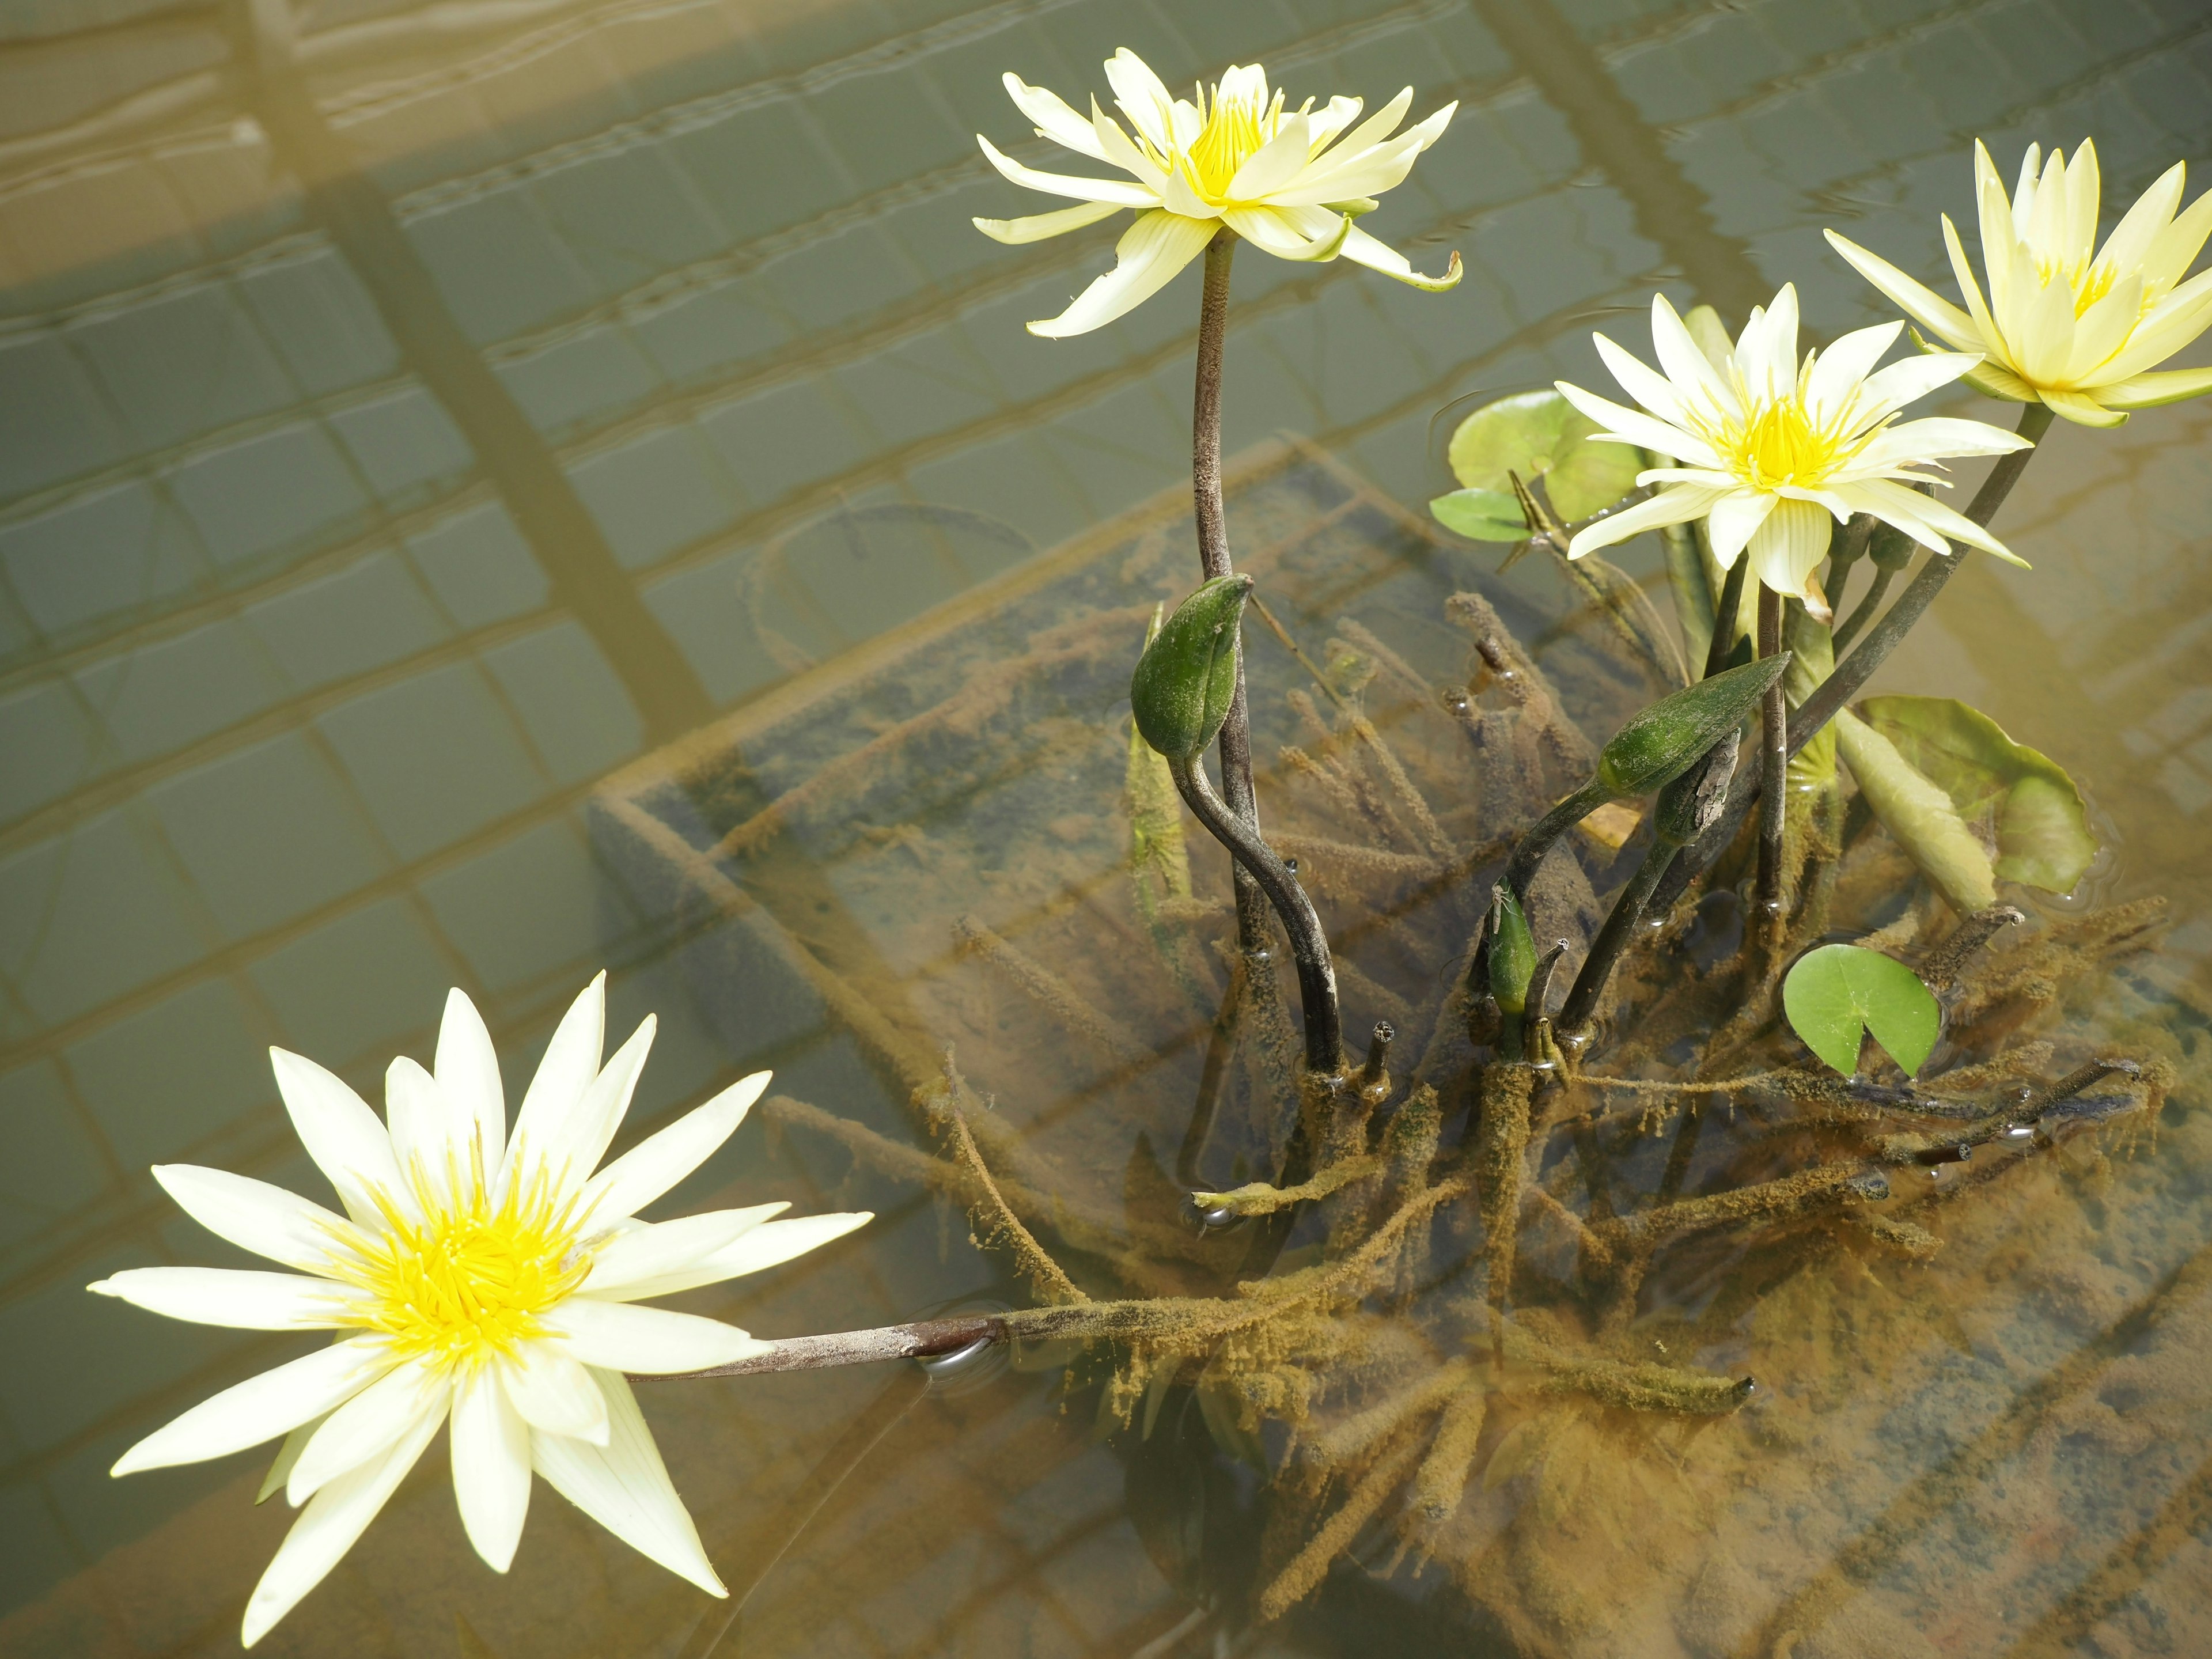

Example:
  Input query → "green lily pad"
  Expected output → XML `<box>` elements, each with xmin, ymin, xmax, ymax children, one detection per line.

<box><xmin>1861</xmin><ymin>695</ymin><xmax>2099</xmax><ymax>896</ymax></box>
<box><xmin>1834</xmin><ymin>709</ymin><xmax>1998</xmax><ymax>915</ymax></box>
<box><xmin>1782</xmin><ymin>943</ymin><xmax>1941</xmax><ymax>1077</ymax></box>
<box><xmin>1433</xmin><ymin>390</ymin><xmax>1642</xmax><ymax>540</ymax></box>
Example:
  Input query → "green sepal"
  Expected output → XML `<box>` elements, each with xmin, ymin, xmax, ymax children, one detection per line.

<box><xmin>1488</xmin><ymin>884</ymin><xmax>1537</xmax><ymax>1017</ymax></box>
<box><xmin>1596</xmin><ymin>654</ymin><xmax>1791</xmax><ymax>798</ymax></box>
<box><xmin>1130</xmin><ymin>575</ymin><xmax>1251</xmax><ymax>763</ymax></box>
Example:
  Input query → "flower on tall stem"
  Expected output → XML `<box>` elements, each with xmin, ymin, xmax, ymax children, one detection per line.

<box><xmin>1827</xmin><ymin>139</ymin><xmax>2212</xmax><ymax>427</ymax></box>
<box><xmin>90</xmin><ymin>975</ymin><xmax>869</xmax><ymax>1646</ymax></box>
<box><xmin>974</xmin><ymin>48</ymin><xmax>1460</xmax><ymax>336</ymax></box>
<box><xmin>1553</xmin><ymin>284</ymin><xmax>2034</xmax><ymax>604</ymax></box>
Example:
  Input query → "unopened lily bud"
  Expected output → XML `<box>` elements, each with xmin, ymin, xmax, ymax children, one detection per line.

<box><xmin>1654</xmin><ymin>729</ymin><xmax>1740</xmax><ymax>847</ymax></box>
<box><xmin>1596</xmin><ymin>654</ymin><xmax>1790</xmax><ymax>797</ymax></box>
<box><xmin>1130</xmin><ymin>575</ymin><xmax>1252</xmax><ymax>763</ymax></box>
<box><xmin>1488</xmin><ymin>884</ymin><xmax>1537</xmax><ymax>1017</ymax></box>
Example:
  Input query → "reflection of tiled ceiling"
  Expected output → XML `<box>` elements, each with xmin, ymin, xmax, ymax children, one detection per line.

<box><xmin>0</xmin><ymin>0</ymin><xmax>2209</xmax><ymax>1635</ymax></box>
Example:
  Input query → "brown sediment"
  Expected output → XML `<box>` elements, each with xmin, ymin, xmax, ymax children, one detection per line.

<box><xmin>953</xmin><ymin>915</ymin><xmax>1153</xmax><ymax>1072</ymax></box>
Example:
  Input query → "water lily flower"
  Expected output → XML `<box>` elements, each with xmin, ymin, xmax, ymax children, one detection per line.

<box><xmin>1827</xmin><ymin>139</ymin><xmax>2212</xmax><ymax>427</ymax></box>
<box><xmin>90</xmin><ymin>975</ymin><xmax>869</xmax><ymax>1646</ymax></box>
<box><xmin>974</xmin><ymin>48</ymin><xmax>1460</xmax><ymax>336</ymax></box>
<box><xmin>1553</xmin><ymin>284</ymin><xmax>2034</xmax><ymax>602</ymax></box>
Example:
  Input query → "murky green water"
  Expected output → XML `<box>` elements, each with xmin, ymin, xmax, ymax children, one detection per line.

<box><xmin>2</xmin><ymin>1</ymin><xmax>2210</xmax><ymax>1654</ymax></box>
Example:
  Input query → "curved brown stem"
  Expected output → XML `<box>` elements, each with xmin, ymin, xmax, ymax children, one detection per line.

<box><xmin>1754</xmin><ymin>583</ymin><xmax>1786</xmax><ymax>948</ymax></box>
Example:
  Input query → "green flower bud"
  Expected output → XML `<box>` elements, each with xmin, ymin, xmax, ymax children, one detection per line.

<box><xmin>1131</xmin><ymin>575</ymin><xmax>1252</xmax><ymax>763</ymax></box>
<box><xmin>1488</xmin><ymin>884</ymin><xmax>1537</xmax><ymax>1016</ymax></box>
<box><xmin>1596</xmin><ymin>654</ymin><xmax>1791</xmax><ymax>798</ymax></box>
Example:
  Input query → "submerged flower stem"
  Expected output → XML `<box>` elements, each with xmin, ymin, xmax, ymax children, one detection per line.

<box><xmin>1556</xmin><ymin>841</ymin><xmax>1680</xmax><ymax>1039</ymax></box>
<box><xmin>1192</xmin><ymin>229</ymin><xmax>1271</xmax><ymax>955</ymax></box>
<box><xmin>1170</xmin><ymin>752</ymin><xmax>1346</xmax><ymax>1074</ymax></box>
<box><xmin>1650</xmin><ymin>400</ymin><xmax>2056</xmax><ymax>921</ymax></box>
<box><xmin>1755</xmin><ymin>584</ymin><xmax>1787</xmax><ymax>948</ymax></box>
<box><xmin>1703</xmin><ymin>555</ymin><xmax>1749</xmax><ymax>679</ymax></box>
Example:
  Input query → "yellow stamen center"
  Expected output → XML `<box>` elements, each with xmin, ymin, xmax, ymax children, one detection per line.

<box><xmin>335</xmin><ymin>1168</ymin><xmax>589</xmax><ymax>1368</ymax></box>
<box><xmin>1182</xmin><ymin>83</ymin><xmax>1285</xmax><ymax>202</ymax></box>
<box><xmin>1690</xmin><ymin>369</ymin><xmax>1878</xmax><ymax>493</ymax></box>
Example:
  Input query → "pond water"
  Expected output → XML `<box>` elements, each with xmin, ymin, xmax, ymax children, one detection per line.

<box><xmin>2</xmin><ymin>1</ymin><xmax>2211</xmax><ymax>1656</ymax></box>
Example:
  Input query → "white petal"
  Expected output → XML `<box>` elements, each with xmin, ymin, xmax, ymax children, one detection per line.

<box><xmin>1089</xmin><ymin>96</ymin><xmax>1169</xmax><ymax>191</ymax></box>
<box><xmin>435</xmin><ymin>988</ymin><xmax>506</xmax><ymax>1178</ymax></box>
<box><xmin>530</xmin><ymin>1369</ymin><xmax>724</xmax><ymax>1596</ymax></box>
<box><xmin>1941</xmin><ymin>215</ymin><xmax>2017</xmax><ymax>372</ymax></box>
<box><xmin>1554</xmin><ymin>381</ymin><xmax>1723</xmax><ymax>469</ymax></box>
<box><xmin>498</xmin><ymin>974</ymin><xmax>605</xmax><ymax>1203</ymax></box>
<box><xmin>1824</xmin><ymin>230</ymin><xmax>1983</xmax><ymax>352</ymax></box>
<box><xmin>151</xmin><ymin>1164</ymin><xmax>356</xmax><ymax>1274</ymax></box>
<box><xmin>1563</xmin><ymin>486</ymin><xmax>1724</xmax><ymax>560</ymax></box>
<box><xmin>1734</xmin><ymin>282</ymin><xmax>1800</xmax><ymax>401</ymax></box>
<box><xmin>1270</xmin><ymin>120</ymin><xmax>1436</xmax><ymax>206</ymax></box>
<box><xmin>90</xmin><ymin>1268</ymin><xmax>358</xmax><ymax>1331</ymax></box>
<box><xmin>2142</xmin><ymin>183</ymin><xmax>2212</xmax><ymax>296</ymax></box>
<box><xmin>270</xmin><ymin>1048</ymin><xmax>411</xmax><ymax>1226</ymax></box>
<box><xmin>1226</xmin><ymin>111</ymin><xmax>1313</xmax><ymax>200</ymax></box>
<box><xmin>1002</xmin><ymin>72</ymin><xmax>1107</xmax><ymax>161</ymax></box>
<box><xmin>1103</xmin><ymin>48</ymin><xmax>1176</xmax><ymax>153</ymax></box>
<box><xmin>542</xmin><ymin>1297</ymin><xmax>770</xmax><ymax>1374</ymax></box>
<box><xmin>581</xmin><ymin>1070</ymin><xmax>769</xmax><ymax>1226</ymax></box>
<box><xmin>596</xmin><ymin>1211</ymin><xmax>874</xmax><ymax>1302</ymax></box>
<box><xmin>1306</xmin><ymin>94</ymin><xmax>1365</xmax><ymax>153</ymax></box>
<box><xmin>1845</xmin><ymin>476</ymin><xmax>2028</xmax><ymax>566</ymax></box>
<box><xmin>1804</xmin><ymin>320</ymin><xmax>1902</xmax><ymax>426</ymax></box>
<box><xmin>536</xmin><ymin>1016</ymin><xmax>655</xmax><ymax>1203</ymax></box>
<box><xmin>1027</xmin><ymin>207</ymin><xmax>1215</xmax><ymax>338</ymax></box>
<box><xmin>2093</xmin><ymin>160</ymin><xmax>2181</xmax><ymax>279</ymax></box>
<box><xmin>1594</xmin><ymin>332</ymin><xmax>1694</xmax><ymax>427</ymax></box>
<box><xmin>974</xmin><ymin>200</ymin><xmax>1123</xmax><ymax>245</ymax></box>
<box><xmin>1744</xmin><ymin>498</ymin><xmax>1834</xmax><ymax>599</ymax></box>
<box><xmin>1221</xmin><ymin>204</ymin><xmax>1349</xmax><ymax>262</ymax></box>
<box><xmin>1327</xmin><ymin>86</ymin><xmax>1414</xmax><ymax>160</ymax></box>
<box><xmin>1651</xmin><ymin>293</ymin><xmax>1741</xmax><ymax>416</ymax></box>
<box><xmin>1839</xmin><ymin>415</ymin><xmax>2033</xmax><ymax>474</ymax></box>
<box><xmin>1706</xmin><ymin>490</ymin><xmax>1779</xmax><ymax>568</ymax></box>
<box><xmin>976</xmin><ymin>133</ymin><xmax>1155</xmax><ymax>206</ymax></box>
<box><xmin>2013</xmin><ymin>271</ymin><xmax>2079</xmax><ymax>386</ymax></box>
<box><xmin>500</xmin><ymin>1343</ymin><xmax>610</xmax><ymax>1445</ymax></box>
<box><xmin>289</xmin><ymin>1357</ymin><xmax>445</xmax><ymax>1503</ymax></box>
<box><xmin>580</xmin><ymin>1205</ymin><xmax>782</xmax><ymax>1296</ymax></box>
<box><xmin>452</xmin><ymin>1365</ymin><xmax>532</xmax><ymax>1572</ymax></box>
<box><xmin>1331</xmin><ymin>221</ymin><xmax>1460</xmax><ymax>289</ymax></box>
<box><xmin>257</xmin><ymin>1416</ymin><xmax>325</xmax><ymax>1504</ymax></box>
<box><xmin>385</xmin><ymin>1056</ymin><xmax>475</xmax><ymax>1211</ymax></box>
<box><xmin>113</xmin><ymin>1339</ymin><xmax>392</xmax><ymax>1476</ymax></box>
<box><xmin>242</xmin><ymin>1402</ymin><xmax>444</xmax><ymax>1647</ymax></box>
<box><xmin>1853</xmin><ymin>351</ymin><xmax>1979</xmax><ymax>423</ymax></box>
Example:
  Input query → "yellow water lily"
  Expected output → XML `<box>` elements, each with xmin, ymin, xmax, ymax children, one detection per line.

<box><xmin>1827</xmin><ymin>139</ymin><xmax>2212</xmax><ymax>427</ymax></box>
<box><xmin>90</xmin><ymin>975</ymin><xmax>869</xmax><ymax>1646</ymax></box>
<box><xmin>974</xmin><ymin>48</ymin><xmax>1459</xmax><ymax>336</ymax></box>
<box><xmin>1555</xmin><ymin>285</ymin><xmax>2033</xmax><ymax>601</ymax></box>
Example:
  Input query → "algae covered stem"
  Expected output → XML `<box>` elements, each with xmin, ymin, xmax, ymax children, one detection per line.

<box><xmin>1192</xmin><ymin>229</ymin><xmax>1271</xmax><ymax>955</ymax></box>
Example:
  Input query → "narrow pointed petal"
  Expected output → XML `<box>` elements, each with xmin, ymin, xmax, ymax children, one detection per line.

<box><xmin>2094</xmin><ymin>160</ymin><xmax>2183</xmax><ymax>278</ymax></box>
<box><xmin>1744</xmin><ymin>498</ymin><xmax>1834</xmax><ymax>599</ymax></box>
<box><xmin>1088</xmin><ymin>97</ymin><xmax>1169</xmax><ymax>190</ymax></box>
<box><xmin>1103</xmin><ymin>49</ymin><xmax>1176</xmax><ymax>153</ymax></box>
<box><xmin>1650</xmin><ymin>293</ymin><xmax>1741</xmax><ymax>415</ymax></box>
<box><xmin>242</xmin><ymin>1404</ymin><xmax>444</xmax><ymax>1647</ymax></box>
<box><xmin>1027</xmin><ymin>208</ymin><xmax>1214</xmax><ymax>338</ymax></box>
<box><xmin>1330</xmin><ymin>85</ymin><xmax>1414</xmax><ymax>158</ymax></box>
<box><xmin>1306</xmin><ymin>94</ymin><xmax>1363</xmax><ymax>151</ymax></box>
<box><xmin>2097</xmin><ymin>364</ymin><xmax>2212</xmax><ymax>409</ymax></box>
<box><xmin>595</xmin><ymin>1211</ymin><xmax>875</xmax><ymax>1302</ymax></box>
<box><xmin>974</xmin><ymin>200</ymin><xmax>1122</xmax><ymax>244</ymax></box>
<box><xmin>531</xmin><ymin>1370</ymin><xmax>724</xmax><ymax>1596</ymax></box>
<box><xmin>1563</xmin><ymin>485</ymin><xmax>1724</xmax><ymax>560</ymax></box>
<box><xmin>499</xmin><ymin>974</ymin><xmax>605</xmax><ymax>1201</ymax></box>
<box><xmin>1849</xmin><ymin>476</ymin><xmax>2030</xmax><ymax>563</ymax></box>
<box><xmin>1825</xmin><ymin>230</ymin><xmax>1982</xmax><ymax>351</ymax></box>
<box><xmin>1734</xmin><ymin>282</ymin><xmax>1801</xmax><ymax>400</ymax></box>
<box><xmin>976</xmin><ymin>134</ymin><xmax>1156</xmax><ymax>206</ymax></box>
<box><xmin>1333</xmin><ymin>222</ymin><xmax>1459</xmax><ymax>290</ymax></box>
<box><xmin>452</xmin><ymin>1365</ymin><xmax>532</xmax><ymax>1572</ymax></box>
<box><xmin>1706</xmin><ymin>490</ymin><xmax>1779</xmax><ymax>567</ymax></box>
<box><xmin>1804</xmin><ymin>321</ymin><xmax>1902</xmax><ymax>425</ymax></box>
<box><xmin>1221</xmin><ymin>205</ymin><xmax>1350</xmax><ymax>262</ymax></box>
<box><xmin>113</xmin><ymin>1339</ymin><xmax>391</xmax><ymax>1476</ymax></box>
<box><xmin>2088</xmin><ymin>286</ymin><xmax>2212</xmax><ymax>384</ymax></box>
<box><xmin>1853</xmin><ymin>351</ymin><xmax>1978</xmax><ymax>422</ymax></box>
<box><xmin>1940</xmin><ymin>215</ymin><xmax>2014</xmax><ymax>372</ymax></box>
<box><xmin>2065</xmin><ymin>139</ymin><xmax>2101</xmax><ymax>270</ymax></box>
<box><xmin>535</xmin><ymin>1015</ymin><xmax>655</xmax><ymax>1202</ymax></box>
<box><xmin>500</xmin><ymin>1344</ymin><xmax>611</xmax><ymax>1445</ymax></box>
<box><xmin>435</xmin><ymin>988</ymin><xmax>505</xmax><ymax>1177</ymax></box>
<box><xmin>1554</xmin><ymin>381</ymin><xmax>1724</xmax><ymax>468</ymax></box>
<box><xmin>289</xmin><ymin>1358</ymin><xmax>444</xmax><ymax>1503</ymax></box>
<box><xmin>270</xmin><ymin>1048</ymin><xmax>410</xmax><ymax>1225</ymax></box>
<box><xmin>2040</xmin><ymin>388</ymin><xmax>2128</xmax><ymax>428</ymax></box>
<box><xmin>1593</xmin><ymin>333</ymin><xmax>1694</xmax><ymax>427</ymax></box>
<box><xmin>151</xmin><ymin>1165</ymin><xmax>355</xmax><ymax>1274</ymax></box>
<box><xmin>1227</xmin><ymin>111</ymin><xmax>1313</xmax><ymax>199</ymax></box>
<box><xmin>385</xmin><ymin>1056</ymin><xmax>473</xmax><ymax>1211</ymax></box>
<box><xmin>542</xmin><ymin>1298</ymin><xmax>770</xmax><ymax>1374</ymax></box>
<box><xmin>2063</xmin><ymin>274</ymin><xmax>2142</xmax><ymax>380</ymax></box>
<box><xmin>579</xmin><ymin>1206</ymin><xmax>777</xmax><ymax>1294</ymax></box>
<box><xmin>2013</xmin><ymin>272</ymin><xmax>2079</xmax><ymax>385</ymax></box>
<box><xmin>90</xmin><ymin>1268</ymin><xmax>357</xmax><ymax>1330</ymax></box>
<box><xmin>1840</xmin><ymin>415</ymin><xmax>2033</xmax><ymax>473</ymax></box>
<box><xmin>1002</xmin><ymin>73</ymin><xmax>1107</xmax><ymax>160</ymax></box>
<box><xmin>2143</xmin><ymin>184</ymin><xmax>2212</xmax><ymax>295</ymax></box>
<box><xmin>257</xmin><ymin>1416</ymin><xmax>326</xmax><ymax>1504</ymax></box>
<box><xmin>579</xmin><ymin>1071</ymin><xmax>770</xmax><ymax>1225</ymax></box>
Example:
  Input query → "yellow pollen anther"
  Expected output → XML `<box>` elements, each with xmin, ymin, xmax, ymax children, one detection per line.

<box><xmin>1183</xmin><ymin>82</ymin><xmax>1283</xmax><ymax>202</ymax></box>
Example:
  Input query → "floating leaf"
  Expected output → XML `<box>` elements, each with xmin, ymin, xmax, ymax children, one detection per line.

<box><xmin>1834</xmin><ymin>710</ymin><xmax>1997</xmax><ymax>914</ymax></box>
<box><xmin>1861</xmin><ymin>695</ymin><xmax>2098</xmax><ymax>896</ymax></box>
<box><xmin>1437</xmin><ymin>390</ymin><xmax>1642</xmax><ymax>532</ymax></box>
<box><xmin>1782</xmin><ymin>943</ymin><xmax>1941</xmax><ymax>1077</ymax></box>
<box><xmin>1429</xmin><ymin>485</ymin><xmax>1526</xmax><ymax>541</ymax></box>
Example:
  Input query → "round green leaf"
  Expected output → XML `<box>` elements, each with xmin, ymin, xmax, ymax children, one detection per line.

<box><xmin>1429</xmin><ymin>487</ymin><xmax>1525</xmax><ymax>542</ymax></box>
<box><xmin>1782</xmin><ymin>944</ymin><xmax>1941</xmax><ymax>1078</ymax></box>
<box><xmin>1860</xmin><ymin>696</ymin><xmax>2099</xmax><ymax>896</ymax></box>
<box><xmin>1444</xmin><ymin>390</ymin><xmax>1642</xmax><ymax>524</ymax></box>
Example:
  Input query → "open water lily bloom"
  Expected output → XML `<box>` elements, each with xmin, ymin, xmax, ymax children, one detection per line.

<box><xmin>974</xmin><ymin>48</ymin><xmax>1460</xmax><ymax>336</ymax></box>
<box><xmin>1827</xmin><ymin>139</ymin><xmax>2212</xmax><ymax>427</ymax></box>
<box><xmin>89</xmin><ymin>975</ymin><xmax>870</xmax><ymax>1646</ymax></box>
<box><xmin>1554</xmin><ymin>284</ymin><xmax>2035</xmax><ymax>603</ymax></box>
